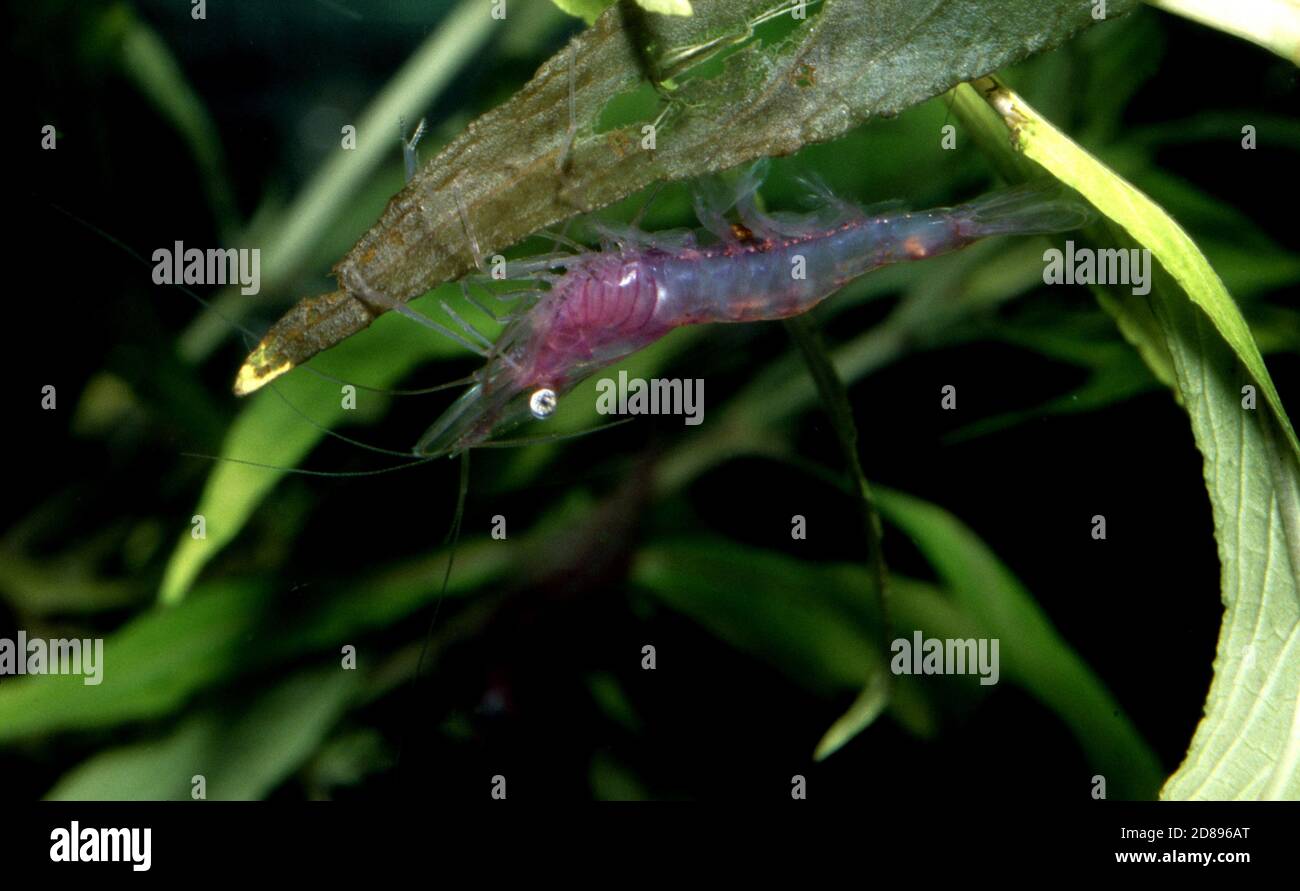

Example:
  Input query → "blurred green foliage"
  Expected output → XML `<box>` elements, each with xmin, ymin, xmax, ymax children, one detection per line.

<box><xmin>7</xmin><ymin>0</ymin><xmax>1299</xmax><ymax>800</ymax></box>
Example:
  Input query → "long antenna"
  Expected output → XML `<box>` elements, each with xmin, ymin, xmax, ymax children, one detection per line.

<box><xmin>395</xmin><ymin>449</ymin><xmax>471</xmax><ymax>780</ymax></box>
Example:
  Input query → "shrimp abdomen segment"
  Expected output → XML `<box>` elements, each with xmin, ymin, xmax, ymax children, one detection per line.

<box><xmin>654</xmin><ymin>213</ymin><xmax>963</xmax><ymax>325</ymax></box>
<box><xmin>651</xmin><ymin>179</ymin><xmax>1091</xmax><ymax>327</ymax></box>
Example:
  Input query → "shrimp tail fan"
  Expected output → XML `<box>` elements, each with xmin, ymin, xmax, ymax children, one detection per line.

<box><xmin>956</xmin><ymin>179</ymin><xmax>1095</xmax><ymax>238</ymax></box>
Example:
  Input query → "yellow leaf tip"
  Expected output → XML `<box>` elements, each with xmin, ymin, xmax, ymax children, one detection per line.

<box><xmin>233</xmin><ymin>354</ymin><xmax>293</xmax><ymax>396</ymax></box>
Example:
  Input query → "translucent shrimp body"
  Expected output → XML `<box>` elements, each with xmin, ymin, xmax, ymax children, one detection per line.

<box><xmin>417</xmin><ymin>175</ymin><xmax>1092</xmax><ymax>456</ymax></box>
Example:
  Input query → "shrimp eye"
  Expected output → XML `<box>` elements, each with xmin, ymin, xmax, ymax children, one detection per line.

<box><xmin>529</xmin><ymin>388</ymin><xmax>558</xmax><ymax>420</ymax></box>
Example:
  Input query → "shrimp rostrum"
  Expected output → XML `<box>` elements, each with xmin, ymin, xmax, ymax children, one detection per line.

<box><xmin>336</xmin><ymin>165</ymin><xmax>1093</xmax><ymax>458</ymax></box>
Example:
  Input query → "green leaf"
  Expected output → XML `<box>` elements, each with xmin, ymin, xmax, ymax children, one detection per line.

<box><xmin>45</xmin><ymin>664</ymin><xmax>358</xmax><ymax>800</ymax></box>
<box><xmin>590</xmin><ymin>752</ymin><xmax>652</xmax><ymax>801</ymax></box>
<box><xmin>634</xmin><ymin>532</ymin><xmax>1157</xmax><ymax>784</ymax></box>
<box><xmin>0</xmin><ymin>578</ymin><xmax>270</xmax><ymax>741</ymax></box>
<box><xmin>160</xmin><ymin>292</ymin><xmax>471</xmax><ymax>603</ymax></box>
<box><xmin>963</xmin><ymin>77</ymin><xmax>1298</xmax><ymax>458</ymax></box>
<box><xmin>945</xmin><ymin>310</ymin><xmax>1160</xmax><ymax>442</ymax></box>
<box><xmin>954</xmin><ymin>76</ymin><xmax>1300</xmax><ymax>799</ymax></box>
<box><xmin>636</xmin><ymin>0</ymin><xmax>694</xmax><ymax>15</ymax></box>
<box><xmin>0</xmin><ymin>541</ymin><xmax>509</xmax><ymax>741</ymax></box>
<box><xmin>873</xmin><ymin>487</ymin><xmax>1164</xmax><ymax>799</ymax></box>
<box><xmin>1156</xmin><ymin>281</ymin><xmax>1300</xmax><ymax>800</ymax></box>
<box><xmin>634</xmin><ymin>541</ymin><xmax>881</xmax><ymax>694</ymax></box>
<box><xmin>553</xmin><ymin>0</ymin><xmax>693</xmax><ymax>22</ymax></box>
<box><xmin>117</xmin><ymin>14</ymin><xmax>238</xmax><ymax>239</ymax></box>
<box><xmin>1145</xmin><ymin>0</ymin><xmax>1300</xmax><ymax>64</ymax></box>
<box><xmin>813</xmin><ymin>669</ymin><xmax>889</xmax><ymax>761</ymax></box>
<box><xmin>783</xmin><ymin>314</ymin><xmax>893</xmax><ymax>755</ymax></box>
<box><xmin>587</xmin><ymin>672</ymin><xmax>643</xmax><ymax>733</ymax></box>
<box><xmin>635</xmin><ymin>539</ymin><xmax>978</xmax><ymax>747</ymax></box>
<box><xmin>551</xmin><ymin>0</ymin><xmax>617</xmax><ymax>24</ymax></box>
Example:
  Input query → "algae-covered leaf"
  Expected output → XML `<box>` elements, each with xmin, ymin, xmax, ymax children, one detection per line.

<box><xmin>242</xmin><ymin>0</ymin><xmax>1140</xmax><ymax>386</ymax></box>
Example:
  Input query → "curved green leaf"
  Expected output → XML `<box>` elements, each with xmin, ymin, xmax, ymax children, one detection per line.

<box><xmin>635</xmin><ymin>530</ymin><xmax>1160</xmax><ymax>790</ymax></box>
<box><xmin>1146</xmin><ymin>0</ymin><xmax>1300</xmax><ymax>64</ymax></box>
<box><xmin>953</xmin><ymin>76</ymin><xmax>1300</xmax><ymax>799</ymax></box>
<box><xmin>875</xmin><ymin>487</ymin><xmax>1164</xmax><ymax>798</ymax></box>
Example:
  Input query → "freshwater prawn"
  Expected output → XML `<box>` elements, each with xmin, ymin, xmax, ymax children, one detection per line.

<box><xmin>349</xmin><ymin>164</ymin><xmax>1094</xmax><ymax>459</ymax></box>
<box><xmin>227</xmin><ymin>15</ymin><xmax>1092</xmax><ymax>460</ymax></box>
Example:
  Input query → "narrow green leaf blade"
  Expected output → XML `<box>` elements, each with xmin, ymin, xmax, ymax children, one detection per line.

<box><xmin>0</xmin><ymin>542</ymin><xmax>508</xmax><ymax>741</ymax></box>
<box><xmin>45</xmin><ymin>665</ymin><xmax>358</xmax><ymax>800</ymax></box>
<box><xmin>874</xmin><ymin>487</ymin><xmax>1164</xmax><ymax>799</ymax></box>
